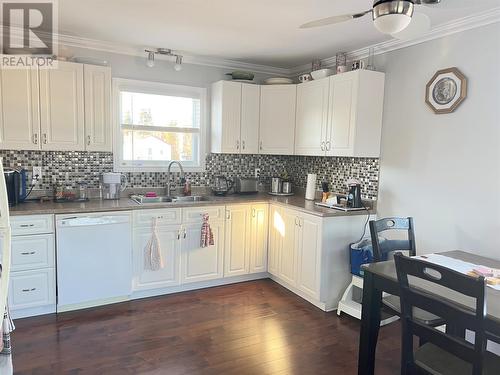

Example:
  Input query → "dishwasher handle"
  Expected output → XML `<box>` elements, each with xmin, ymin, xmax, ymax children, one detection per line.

<box><xmin>57</xmin><ymin>215</ymin><xmax>130</xmax><ymax>227</ymax></box>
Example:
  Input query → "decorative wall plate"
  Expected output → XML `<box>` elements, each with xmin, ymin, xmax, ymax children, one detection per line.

<box><xmin>425</xmin><ymin>67</ymin><xmax>467</xmax><ymax>114</ymax></box>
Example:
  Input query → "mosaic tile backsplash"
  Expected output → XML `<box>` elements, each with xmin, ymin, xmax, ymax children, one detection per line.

<box><xmin>0</xmin><ymin>150</ymin><xmax>379</xmax><ymax>199</ymax></box>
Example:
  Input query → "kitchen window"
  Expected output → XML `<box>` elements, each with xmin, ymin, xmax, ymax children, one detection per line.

<box><xmin>113</xmin><ymin>79</ymin><xmax>207</xmax><ymax>172</ymax></box>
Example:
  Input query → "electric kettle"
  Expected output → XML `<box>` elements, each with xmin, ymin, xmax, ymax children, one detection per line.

<box><xmin>212</xmin><ymin>176</ymin><xmax>233</xmax><ymax>196</ymax></box>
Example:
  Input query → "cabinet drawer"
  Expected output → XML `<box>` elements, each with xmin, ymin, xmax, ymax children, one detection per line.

<box><xmin>182</xmin><ymin>206</ymin><xmax>225</xmax><ymax>224</ymax></box>
<box><xmin>11</xmin><ymin>234</ymin><xmax>55</xmax><ymax>271</ymax></box>
<box><xmin>133</xmin><ymin>208</ymin><xmax>182</xmax><ymax>228</ymax></box>
<box><xmin>9</xmin><ymin>268</ymin><xmax>56</xmax><ymax>310</ymax></box>
<box><xmin>11</xmin><ymin>215</ymin><xmax>54</xmax><ymax>235</ymax></box>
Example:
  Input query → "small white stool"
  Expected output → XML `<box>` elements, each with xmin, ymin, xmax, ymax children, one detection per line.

<box><xmin>337</xmin><ymin>274</ymin><xmax>399</xmax><ymax>326</ymax></box>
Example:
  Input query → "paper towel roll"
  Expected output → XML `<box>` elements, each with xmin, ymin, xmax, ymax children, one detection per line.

<box><xmin>305</xmin><ymin>174</ymin><xmax>317</xmax><ymax>201</ymax></box>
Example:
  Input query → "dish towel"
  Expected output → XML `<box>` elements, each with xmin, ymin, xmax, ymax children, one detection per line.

<box><xmin>200</xmin><ymin>214</ymin><xmax>214</xmax><ymax>248</ymax></box>
<box><xmin>0</xmin><ymin>304</ymin><xmax>14</xmax><ymax>356</ymax></box>
<box><xmin>144</xmin><ymin>217</ymin><xmax>163</xmax><ymax>271</ymax></box>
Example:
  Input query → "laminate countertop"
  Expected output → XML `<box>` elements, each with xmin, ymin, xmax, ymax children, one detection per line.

<box><xmin>9</xmin><ymin>193</ymin><xmax>376</xmax><ymax>218</ymax></box>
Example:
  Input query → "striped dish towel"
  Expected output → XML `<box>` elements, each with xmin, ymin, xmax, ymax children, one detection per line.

<box><xmin>200</xmin><ymin>214</ymin><xmax>214</xmax><ymax>248</ymax></box>
<box><xmin>0</xmin><ymin>304</ymin><xmax>14</xmax><ymax>356</ymax></box>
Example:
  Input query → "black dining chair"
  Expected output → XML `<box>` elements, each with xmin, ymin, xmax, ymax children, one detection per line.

<box><xmin>369</xmin><ymin>217</ymin><xmax>443</xmax><ymax>326</ymax></box>
<box><xmin>394</xmin><ymin>253</ymin><xmax>500</xmax><ymax>375</ymax></box>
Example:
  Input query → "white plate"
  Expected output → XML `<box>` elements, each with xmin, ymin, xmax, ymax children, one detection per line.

<box><xmin>263</xmin><ymin>77</ymin><xmax>294</xmax><ymax>85</ymax></box>
<box><xmin>231</xmin><ymin>79</ymin><xmax>256</xmax><ymax>84</ymax></box>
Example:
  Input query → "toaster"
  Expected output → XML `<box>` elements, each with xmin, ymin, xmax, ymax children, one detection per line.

<box><xmin>234</xmin><ymin>178</ymin><xmax>258</xmax><ymax>194</ymax></box>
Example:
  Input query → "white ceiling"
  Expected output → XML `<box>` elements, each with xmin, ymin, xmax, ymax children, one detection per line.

<box><xmin>58</xmin><ymin>0</ymin><xmax>500</xmax><ymax>68</ymax></box>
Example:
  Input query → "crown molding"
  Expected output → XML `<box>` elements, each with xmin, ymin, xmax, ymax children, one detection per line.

<box><xmin>288</xmin><ymin>7</ymin><xmax>500</xmax><ymax>76</ymax></box>
<box><xmin>3</xmin><ymin>7</ymin><xmax>499</xmax><ymax>77</ymax></box>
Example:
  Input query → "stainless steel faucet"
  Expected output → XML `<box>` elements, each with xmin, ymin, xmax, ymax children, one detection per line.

<box><xmin>166</xmin><ymin>160</ymin><xmax>185</xmax><ymax>197</ymax></box>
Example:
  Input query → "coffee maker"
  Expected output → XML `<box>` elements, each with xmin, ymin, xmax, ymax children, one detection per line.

<box><xmin>347</xmin><ymin>180</ymin><xmax>363</xmax><ymax>208</ymax></box>
<box><xmin>101</xmin><ymin>172</ymin><xmax>128</xmax><ymax>200</ymax></box>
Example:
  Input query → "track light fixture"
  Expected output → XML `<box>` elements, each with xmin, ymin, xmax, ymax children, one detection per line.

<box><xmin>144</xmin><ymin>48</ymin><xmax>183</xmax><ymax>71</ymax></box>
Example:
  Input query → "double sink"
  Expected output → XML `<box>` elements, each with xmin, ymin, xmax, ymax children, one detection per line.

<box><xmin>130</xmin><ymin>194</ymin><xmax>212</xmax><ymax>205</ymax></box>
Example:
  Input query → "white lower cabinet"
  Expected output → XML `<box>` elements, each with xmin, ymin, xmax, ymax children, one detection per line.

<box><xmin>133</xmin><ymin>226</ymin><xmax>181</xmax><ymax>291</ymax></box>
<box><xmin>224</xmin><ymin>205</ymin><xmax>251</xmax><ymax>277</ymax></box>
<box><xmin>9</xmin><ymin>268</ymin><xmax>55</xmax><ymax>311</ymax></box>
<box><xmin>249</xmin><ymin>204</ymin><xmax>268</xmax><ymax>274</ymax></box>
<box><xmin>268</xmin><ymin>204</ymin><xmax>364</xmax><ymax>311</ymax></box>
<box><xmin>6</xmin><ymin>215</ymin><xmax>56</xmax><ymax>319</ymax></box>
<box><xmin>181</xmin><ymin>220</ymin><xmax>224</xmax><ymax>284</ymax></box>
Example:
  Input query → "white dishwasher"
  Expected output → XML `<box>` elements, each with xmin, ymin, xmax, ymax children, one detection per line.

<box><xmin>56</xmin><ymin>212</ymin><xmax>132</xmax><ymax>312</ymax></box>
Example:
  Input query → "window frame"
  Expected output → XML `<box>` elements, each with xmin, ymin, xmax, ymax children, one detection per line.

<box><xmin>112</xmin><ymin>78</ymin><xmax>207</xmax><ymax>172</ymax></box>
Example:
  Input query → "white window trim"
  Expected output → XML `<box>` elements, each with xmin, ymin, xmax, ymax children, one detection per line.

<box><xmin>112</xmin><ymin>78</ymin><xmax>207</xmax><ymax>173</ymax></box>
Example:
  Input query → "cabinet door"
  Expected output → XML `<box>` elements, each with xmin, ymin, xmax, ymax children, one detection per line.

<box><xmin>211</xmin><ymin>81</ymin><xmax>241</xmax><ymax>153</ymax></box>
<box><xmin>240</xmin><ymin>84</ymin><xmax>260</xmax><ymax>154</ymax></box>
<box><xmin>249</xmin><ymin>204</ymin><xmax>268</xmax><ymax>273</ymax></box>
<box><xmin>181</xmin><ymin>220</ymin><xmax>224</xmax><ymax>283</ymax></box>
<box><xmin>0</xmin><ymin>67</ymin><xmax>40</xmax><ymax>150</ymax></box>
<box><xmin>326</xmin><ymin>74</ymin><xmax>356</xmax><ymax>156</ymax></box>
<box><xmin>224</xmin><ymin>205</ymin><xmax>250</xmax><ymax>277</ymax></box>
<box><xmin>133</xmin><ymin>226</ymin><xmax>181</xmax><ymax>291</ymax></box>
<box><xmin>84</xmin><ymin>64</ymin><xmax>112</xmax><ymax>152</ymax></box>
<box><xmin>39</xmin><ymin>61</ymin><xmax>85</xmax><ymax>151</ymax></box>
<box><xmin>295</xmin><ymin>78</ymin><xmax>329</xmax><ymax>156</ymax></box>
<box><xmin>296</xmin><ymin>214</ymin><xmax>321</xmax><ymax>300</ymax></box>
<box><xmin>267</xmin><ymin>205</ymin><xmax>282</xmax><ymax>277</ymax></box>
<box><xmin>259</xmin><ymin>85</ymin><xmax>296</xmax><ymax>155</ymax></box>
<box><xmin>278</xmin><ymin>209</ymin><xmax>298</xmax><ymax>285</ymax></box>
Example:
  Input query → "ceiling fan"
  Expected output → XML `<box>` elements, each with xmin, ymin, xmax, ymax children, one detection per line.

<box><xmin>299</xmin><ymin>0</ymin><xmax>444</xmax><ymax>38</ymax></box>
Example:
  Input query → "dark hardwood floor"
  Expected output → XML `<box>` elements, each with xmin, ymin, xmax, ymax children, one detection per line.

<box><xmin>12</xmin><ymin>279</ymin><xmax>401</xmax><ymax>374</ymax></box>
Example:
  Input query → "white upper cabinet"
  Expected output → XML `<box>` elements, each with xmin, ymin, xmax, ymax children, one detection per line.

<box><xmin>211</xmin><ymin>81</ymin><xmax>260</xmax><ymax>154</ymax></box>
<box><xmin>84</xmin><ymin>64</ymin><xmax>112</xmax><ymax>152</ymax></box>
<box><xmin>295</xmin><ymin>78</ymin><xmax>330</xmax><ymax>156</ymax></box>
<box><xmin>327</xmin><ymin>70</ymin><xmax>385</xmax><ymax>157</ymax></box>
<box><xmin>240</xmin><ymin>84</ymin><xmax>260</xmax><ymax>154</ymax></box>
<box><xmin>39</xmin><ymin>61</ymin><xmax>85</xmax><ymax>151</ymax></box>
<box><xmin>259</xmin><ymin>84</ymin><xmax>296</xmax><ymax>155</ymax></box>
<box><xmin>0</xmin><ymin>67</ymin><xmax>40</xmax><ymax>150</ymax></box>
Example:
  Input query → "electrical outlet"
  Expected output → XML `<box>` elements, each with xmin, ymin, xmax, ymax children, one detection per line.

<box><xmin>32</xmin><ymin>166</ymin><xmax>42</xmax><ymax>183</ymax></box>
<box><xmin>254</xmin><ymin>168</ymin><xmax>261</xmax><ymax>179</ymax></box>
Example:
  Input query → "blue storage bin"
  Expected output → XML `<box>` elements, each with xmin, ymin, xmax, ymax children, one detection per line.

<box><xmin>350</xmin><ymin>239</ymin><xmax>374</xmax><ymax>277</ymax></box>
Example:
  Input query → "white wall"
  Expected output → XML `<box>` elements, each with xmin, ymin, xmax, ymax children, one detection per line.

<box><xmin>376</xmin><ymin>23</ymin><xmax>500</xmax><ymax>259</ymax></box>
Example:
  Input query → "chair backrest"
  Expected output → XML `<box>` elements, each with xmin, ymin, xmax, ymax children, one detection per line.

<box><xmin>369</xmin><ymin>217</ymin><xmax>416</xmax><ymax>262</ymax></box>
<box><xmin>394</xmin><ymin>253</ymin><xmax>487</xmax><ymax>375</ymax></box>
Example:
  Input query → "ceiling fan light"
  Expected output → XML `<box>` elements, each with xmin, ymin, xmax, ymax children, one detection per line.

<box><xmin>374</xmin><ymin>13</ymin><xmax>412</xmax><ymax>34</ymax></box>
<box><xmin>373</xmin><ymin>0</ymin><xmax>414</xmax><ymax>34</ymax></box>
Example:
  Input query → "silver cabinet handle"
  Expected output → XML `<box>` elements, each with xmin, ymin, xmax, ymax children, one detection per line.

<box><xmin>21</xmin><ymin>251</ymin><xmax>36</xmax><ymax>255</ymax></box>
<box><xmin>177</xmin><ymin>230</ymin><xmax>181</xmax><ymax>240</ymax></box>
<box><xmin>320</xmin><ymin>141</ymin><xmax>325</xmax><ymax>151</ymax></box>
<box><xmin>298</xmin><ymin>219</ymin><xmax>302</xmax><ymax>228</ymax></box>
<box><xmin>33</xmin><ymin>133</ymin><xmax>38</xmax><ymax>144</ymax></box>
<box><xmin>259</xmin><ymin>141</ymin><xmax>263</xmax><ymax>151</ymax></box>
<box><xmin>22</xmin><ymin>288</ymin><xmax>36</xmax><ymax>292</ymax></box>
<box><xmin>42</xmin><ymin>133</ymin><xmax>47</xmax><ymax>144</ymax></box>
<box><xmin>325</xmin><ymin>141</ymin><xmax>331</xmax><ymax>151</ymax></box>
<box><xmin>236</xmin><ymin>140</ymin><xmax>240</xmax><ymax>150</ymax></box>
<box><xmin>242</xmin><ymin>140</ymin><xmax>245</xmax><ymax>150</ymax></box>
<box><xmin>20</xmin><ymin>224</ymin><xmax>35</xmax><ymax>228</ymax></box>
<box><xmin>226</xmin><ymin>210</ymin><xmax>231</xmax><ymax>220</ymax></box>
<box><xmin>183</xmin><ymin>229</ymin><xmax>187</xmax><ymax>239</ymax></box>
<box><xmin>294</xmin><ymin>217</ymin><xmax>298</xmax><ymax>226</ymax></box>
<box><xmin>252</xmin><ymin>208</ymin><xmax>256</xmax><ymax>218</ymax></box>
<box><xmin>87</xmin><ymin>135</ymin><xmax>91</xmax><ymax>146</ymax></box>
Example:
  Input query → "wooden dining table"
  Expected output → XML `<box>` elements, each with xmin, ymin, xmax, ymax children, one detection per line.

<box><xmin>357</xmin><ymin>250</ymin><xmax>500</xmax><ymax>375</ymax></box>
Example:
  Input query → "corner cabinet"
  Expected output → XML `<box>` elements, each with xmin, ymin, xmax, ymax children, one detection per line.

<box><xmin>224</xmin><ymin>203</ymin><xmax>269</xmax><ymax>278</ymax></box>
<box><xmin>211</xmin><ymin>81</ymin><xmax>260</xmax><ymax>154</ymax></box>
<box><xmin>0</xmin><ymin>61</ymin><xmax>112</xmax><ymax>152</ymax></box>
<box><xmin>259</xmin><ymin>84</ymin><xmax>296</xmax><ymax>155</ymax></box>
